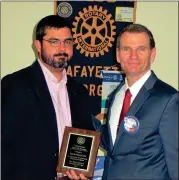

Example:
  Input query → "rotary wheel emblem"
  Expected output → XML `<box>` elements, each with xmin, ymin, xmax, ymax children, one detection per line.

<box><xmin>72</xmin><ymin>5</ymin><xmax>116</xmax><ymax>58</ymax></box>
<box><xmin>77</xmin><ymin>137</ymin><xmax>85</xmax><ymax>145</ymax></box>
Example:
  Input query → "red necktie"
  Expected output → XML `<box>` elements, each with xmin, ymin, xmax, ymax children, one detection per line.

<box><xmin>117</xmin><ymin>89</ymin><xmax>132</xmax><ymax>132</ymax></box>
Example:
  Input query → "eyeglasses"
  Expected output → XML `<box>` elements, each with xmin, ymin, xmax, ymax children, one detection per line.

<box><xmin>42</xmin><ymin>38</ymin><xmax>73</xmax><ymax>47</ymax></box>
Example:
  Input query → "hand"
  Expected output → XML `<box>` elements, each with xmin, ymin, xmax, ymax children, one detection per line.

<box><xmin>65</xmin><ymin>170</ymin><xmax>87</xmax><ymax>180</ymax></box>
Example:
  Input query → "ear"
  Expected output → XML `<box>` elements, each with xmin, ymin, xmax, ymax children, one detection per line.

<box><xmin>116</xmin><ymin>48</ymin><xmax>120</xmax><ymax>63</ymax></box>
<box><xmin>150</xmin><ymin>48</ymin><xmax>156</xmax><ymax>63</ymax></box>
<box><xmin>34</xmin><ymin>40</ymin><xmax>41</xmax><ymax>53</ymax></box>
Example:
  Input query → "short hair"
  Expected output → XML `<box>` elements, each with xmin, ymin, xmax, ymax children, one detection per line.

<box><xmin>116</xmin><ymin>24</ymin><xmax>155</xmax><ymax>49</ymax></box>
<box><xmin>35</xmin><ymin>15</ymin><xmax>72</xmax><ymax>42</ymax></box>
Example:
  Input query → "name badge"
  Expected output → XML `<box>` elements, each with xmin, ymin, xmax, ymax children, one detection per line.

<box><xmin>122</xmin><ymin>116</ymin><xmax>140</xmax><ymax>134</ymax></box>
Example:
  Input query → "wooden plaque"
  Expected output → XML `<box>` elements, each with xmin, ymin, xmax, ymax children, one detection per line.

<box><xmin>56</xmin><ymin>127</ymin><xmax>101</xmax><ymax>178</ymax></box>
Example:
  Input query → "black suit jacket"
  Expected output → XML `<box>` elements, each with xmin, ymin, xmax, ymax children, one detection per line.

<box><xmin>1</xmin><ymin>61</ymin><xmax>94</xmax><ymax>180</ymax></box>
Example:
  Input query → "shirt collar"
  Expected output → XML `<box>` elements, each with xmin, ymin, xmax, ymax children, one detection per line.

<box><xmin>38</xmin><ymin>59</ymin><xmax>67</xmax><ymax>84</ymax></box>
<box><xmin>125</xmin><ymin>70</ymin><xmax>151</xmax><ymax>96</ymax></box>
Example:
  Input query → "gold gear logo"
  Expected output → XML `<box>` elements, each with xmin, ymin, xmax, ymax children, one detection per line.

<box><xmin>72</xmin><ymin>5</ymin><xmax>116</xmax><ymax>58</ymax></box>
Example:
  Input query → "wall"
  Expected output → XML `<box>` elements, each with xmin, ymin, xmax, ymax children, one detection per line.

<box><xmin>136</xmin><ymin>2</ymin><xmax>178</xmax><ymax>89</ymax></box>
<box><xmin>1</xmin><ymin>1</ymin><xmax>178</xmax><ymax>89</ymax></box>
<box><xmin>1</xmin><ymin>2</ymin><xmax>54</xmax><ymax>77</ymax></box>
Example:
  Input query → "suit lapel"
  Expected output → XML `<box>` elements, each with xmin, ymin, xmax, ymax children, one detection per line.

<box><xmin>112</xmin><ymin>71</ymin><xmax>158</xmax><ymax>154</ymax></box>
<box><xmin>105</xmin><ymin>82</ymin><xmax>125</xmax><ymax>152</ymax></box>
<box><xmin>128</xmin><ymin>71</ymin><xmax>158</xmax><ymax>116</ymax></box>
<box><xmin>113</xmin><ymin>86</ymin><xmax>150</xmax><ymax>149</ymax></box>
<box><xmin>28</xmin><ymin>61</ymin><xmax>59</xmax><ymax>146</ymax></box>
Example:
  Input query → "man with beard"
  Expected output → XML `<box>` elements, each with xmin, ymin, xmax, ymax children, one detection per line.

<box><xmin>1</xmin><ymin>15</ymin><xmax>94</xmax><ymax>180</ymax></box>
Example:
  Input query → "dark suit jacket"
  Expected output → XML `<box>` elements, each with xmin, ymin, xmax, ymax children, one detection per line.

<box><xmin>1</xmin><ymin>61</ymin><xmax>94</xmax><ymax>180</ymax></box>
<box><xmin>94</xmin><ymin>71</ymin><xmax>178</xmax><ymax>180</ymax></box>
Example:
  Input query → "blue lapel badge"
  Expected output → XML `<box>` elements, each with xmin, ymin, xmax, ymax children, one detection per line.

<box><xmin>122</xmin><ymin>116</ymin><xmax>140</xmax><ymax>134</ymax></box>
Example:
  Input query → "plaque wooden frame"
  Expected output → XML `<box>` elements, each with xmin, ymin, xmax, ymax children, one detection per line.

<box><xmin>56</xmin><ymin>127</ymin><xmax>101</xmax><ymax>178</ymax></box>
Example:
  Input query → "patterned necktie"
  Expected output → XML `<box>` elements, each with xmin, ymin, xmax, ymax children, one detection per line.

<box><xmin>117</xmin><ymin>89</ymin><xmax>132</xmax><ymax>132</ymax></box>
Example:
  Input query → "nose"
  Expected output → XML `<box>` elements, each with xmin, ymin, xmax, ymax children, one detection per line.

<box><xmin>57</xmin><ymin>42</ymin><xmax>66</xmax><ymax>51</ymax></box>
<box><xmin>130</xmin><ymin>49</ymin><xmax>138</xmax><ymax>59</ymax></box>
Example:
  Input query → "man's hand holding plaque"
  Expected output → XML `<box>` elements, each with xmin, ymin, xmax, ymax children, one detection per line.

<box><xmin>56</xmin><ymin>127</ymin><xmax>101</xmax><ymax>179</ymax></box>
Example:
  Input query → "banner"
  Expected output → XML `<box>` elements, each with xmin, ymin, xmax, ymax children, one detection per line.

<box><xmin>55</xmin><ymin>2</ymin><xmax>136</xmax><ymax>179</ymax></box>
<box><xmin>93</xmin><ymin>156</ymin><xmax>105</xmax><ymax>179</ymax></box>
<box><xmin>100</xmin><ymin>70</ymin><xmax>124</xmax><ymax>123</ymax></box>
<box><xmin>55</xmin><ymin>1</ymin><xmax>136</xmax><ymax>117</ymax></box>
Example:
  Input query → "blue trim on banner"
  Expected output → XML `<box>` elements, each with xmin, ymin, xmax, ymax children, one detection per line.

<box><xmin>101</xmin><ymin>100</ymin><xmax>106</xmax><ymax>108</ymax></box>
<box><xmin>102</xmin><ymin>72</ymin><xmax>123</xmax><ymax>82</ymax></box>
<box><xmin>92</xmin><ymin>156</ymin><xmax>105</xmax><ymax>179</ymax></box>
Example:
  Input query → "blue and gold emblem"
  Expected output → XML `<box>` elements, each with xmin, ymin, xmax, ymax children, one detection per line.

<box><xmin>57</xmin><ymin>2</ymin><xmax>73</xmax><ymax>18</ymax></box>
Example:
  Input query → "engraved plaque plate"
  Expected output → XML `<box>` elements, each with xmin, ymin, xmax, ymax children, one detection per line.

<box><xmin>56</xmin><ymin>127</ymin><xmax>101</xmax><ymax>178</ymax></box>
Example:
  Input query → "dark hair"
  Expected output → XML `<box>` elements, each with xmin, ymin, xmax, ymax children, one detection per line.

<box><xmin>116</xmin><ymin>24</ymin><xmax>155</xmax><ymax>49</ymax></box>
<box><xmin>35</xmin><ymin>15</ymin><xmax>72</xmax><ymax>42</ymax></box>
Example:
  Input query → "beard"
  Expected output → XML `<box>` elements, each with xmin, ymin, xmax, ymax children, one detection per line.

<box><xmin>41</xmin><ymin>50</ymin><xmax>69</xmax><ymax>69</ymax></box>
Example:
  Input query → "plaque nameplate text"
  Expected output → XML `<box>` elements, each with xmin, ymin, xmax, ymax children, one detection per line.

<box><xmin>56</xmin><ymin>127</ymin><xmax>101</xmax><ymax>178</ymax></box>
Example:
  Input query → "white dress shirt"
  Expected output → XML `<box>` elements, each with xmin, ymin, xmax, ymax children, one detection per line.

<box><xmin>109</xmin><ymin>70</ymin><xmax>151</xmax><ymax>144</ymax></box>
<box><xmin>38</xmin><ymin>60</ymin><xmax>72</xmax><ymax>150</ymax></box>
